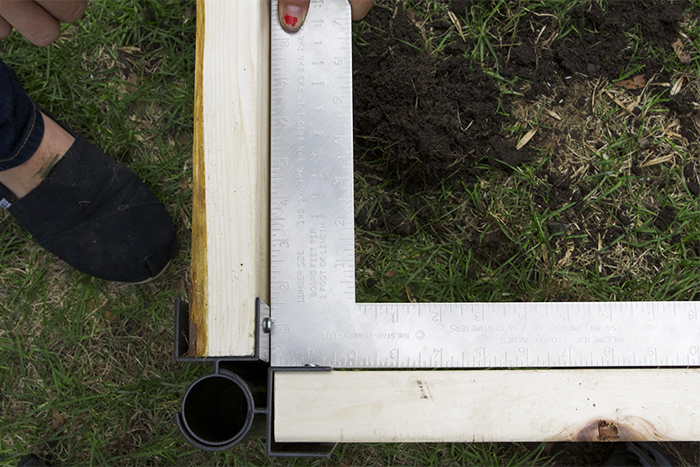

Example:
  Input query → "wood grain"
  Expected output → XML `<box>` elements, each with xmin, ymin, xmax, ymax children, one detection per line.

<box><xmin>274</xmin><ymin>369</ymin><xmax>700</xmax><ymax>443</ymax></box>
<box><xmin>189</xmin><ymin>0</ymin><xmax>207</xmax><ymax>356</ymax></box>
<box><xmin>189</xmin><ymin>0</ymin><xmax>270</xmax><ymax>356</ymax></box>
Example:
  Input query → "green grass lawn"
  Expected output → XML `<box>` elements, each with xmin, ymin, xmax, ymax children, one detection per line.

<box><xmin>1</xmin><ymin>0</ymin><xmax>699</xmax><ymax>465</ymax></box>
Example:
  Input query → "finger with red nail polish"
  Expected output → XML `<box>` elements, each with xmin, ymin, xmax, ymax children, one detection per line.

<box><xmin>278</xmin><ymin>0</ymin><xmax>309</xmax><ymax>33</ymax></box>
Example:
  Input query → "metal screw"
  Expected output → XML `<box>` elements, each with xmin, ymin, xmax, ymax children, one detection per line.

<box><xmin>262</xmin><ymin>318</ymin><xmax>272</xmax><ymax>333</ymax></box>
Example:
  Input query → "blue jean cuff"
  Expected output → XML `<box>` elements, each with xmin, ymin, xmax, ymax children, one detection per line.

<box><xmin>0</xmin><ymin>102</ymin><xmax>45</xmax><ymax>172</ymax></box>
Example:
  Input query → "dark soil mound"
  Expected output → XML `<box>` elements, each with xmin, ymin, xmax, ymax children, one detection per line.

<box><xmin>354</xmin><ymin>6</ymin><xmax>532</xmax><ymax>194</ymax></box>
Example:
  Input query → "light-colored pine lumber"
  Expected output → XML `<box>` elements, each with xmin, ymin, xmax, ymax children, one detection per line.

<box><xmin>190</xmin><ymin>0</ymin><xmax>270</xmax><ymax>357</ymax></box>
<box><xmin>274</xmin><ymin>369</ymin><xmax>700</xmax><ymax>443</ymax></box>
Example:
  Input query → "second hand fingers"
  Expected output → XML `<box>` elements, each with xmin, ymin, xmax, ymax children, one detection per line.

<box><xmin>0</xmin><ymin>16</ymin><xmax>12</xmax><ymax>39</ymax></box>
<box><xmin>36</xmin><ymin>0</ymin><xmax>87</xmax><ymax>23</ymax></box>
<box><xmin>350</xmin><ymin>0</ymin><xmax>374</xmax><ymax>21</ymax></box>
<box><xmin>0</xmin><ymin>1</ymin><xmax>60</xmax><ymax>46</ymax></box>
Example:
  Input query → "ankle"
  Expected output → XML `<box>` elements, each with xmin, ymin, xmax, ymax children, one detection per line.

<box><xmin>0</xmin><ymin>112</ymin><xmax>74</xmax><ymax>199</ymax></box>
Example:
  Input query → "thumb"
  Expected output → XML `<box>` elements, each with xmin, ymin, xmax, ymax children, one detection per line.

<box><xmin>350</xmin><ymin>0</ymin><xmax>374</xmax><ymax>21</ymax></box>
<box><xmin>278</xmin><ymin>0</ymin><xmax>310</xmax><ymax>33</ymax></box>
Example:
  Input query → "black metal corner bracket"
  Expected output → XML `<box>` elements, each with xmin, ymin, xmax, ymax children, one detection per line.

<box><xmin>173</xmin><ymin>299</ymin><xmax>336</xmax><ymax>457</ymax></box>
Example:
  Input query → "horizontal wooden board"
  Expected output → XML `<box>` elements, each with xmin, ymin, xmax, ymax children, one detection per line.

<box><xmin>274</xmin><ymin>369</ymin><xmax>700</xmax><ymax>443</ymax></box>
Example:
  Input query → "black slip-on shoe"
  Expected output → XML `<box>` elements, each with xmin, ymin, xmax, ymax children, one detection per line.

<box><xmin>0</xmin><ymin>108</ymin><xmax>177</xmax><ymax>283</ymax></box>
<box><xmin>17</xmin><ymin>454</ymin><xmax>51</xmax><ymax>467</ymax></box>
<box><xmin>604</xmin><ymin>442</ymin><xmax>674</xmax><ymax>466</ymax></box>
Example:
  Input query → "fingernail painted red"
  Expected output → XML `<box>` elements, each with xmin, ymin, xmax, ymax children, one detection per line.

<box><xmin>284</xmin><ymin>14</ymin><xmax>299</xmax><ymax>27</ymax></box>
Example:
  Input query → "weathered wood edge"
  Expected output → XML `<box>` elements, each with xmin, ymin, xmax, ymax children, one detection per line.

<box><xmin>188</xmin><ymin>0</ymin><xmax>208</xmax><ymax>356</ymax></box>
<box><xmin>274</xmin><ymin>369</ymin><xmax>700</xmax><ymax>443</ymax></box>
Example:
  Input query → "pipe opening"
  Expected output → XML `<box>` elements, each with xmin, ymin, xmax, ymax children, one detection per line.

<box><xmin>182</xmin><ymin>372</ymin><xmax>253</xmax><ymax>446</ymax></box>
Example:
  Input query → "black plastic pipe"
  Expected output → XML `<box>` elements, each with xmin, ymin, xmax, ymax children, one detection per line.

<box><xmin>176</xmin><ymin>369</ymin><xmax>261</xmax><ymax>451</ymax></box>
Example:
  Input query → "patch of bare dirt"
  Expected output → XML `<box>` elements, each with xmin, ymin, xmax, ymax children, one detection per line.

<box><xmin>353</xmin><ymin>0</ymin><xmax>699</xmax><ymax>268</ymax></box>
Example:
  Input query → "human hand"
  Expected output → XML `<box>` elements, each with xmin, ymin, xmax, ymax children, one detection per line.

<box><xmin>0</xmin><ymin>0</ymin><xmax>87</xmax><ymax>46</ymax></box>
<box><xmin>278</xmin><ymin>0</ymin><xmax>374</xmax><ymax>33</ymax></box>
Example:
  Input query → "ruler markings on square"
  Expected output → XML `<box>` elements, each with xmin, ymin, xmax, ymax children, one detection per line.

<box><xmin>269</xmin><ymin>0</ymin><xmax>700</xmax><ymax>369</ymax></box>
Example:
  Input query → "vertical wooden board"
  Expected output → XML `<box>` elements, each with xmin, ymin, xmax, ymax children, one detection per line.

<box><xmin>190</xmin><ymin>0</ymin><xmax>270</xmax><ymax>356</ymax></box>
<box><xmin>274</xmin><ymin>369</ymin><xmax>700</xmax><ymax>443</ymax></box>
